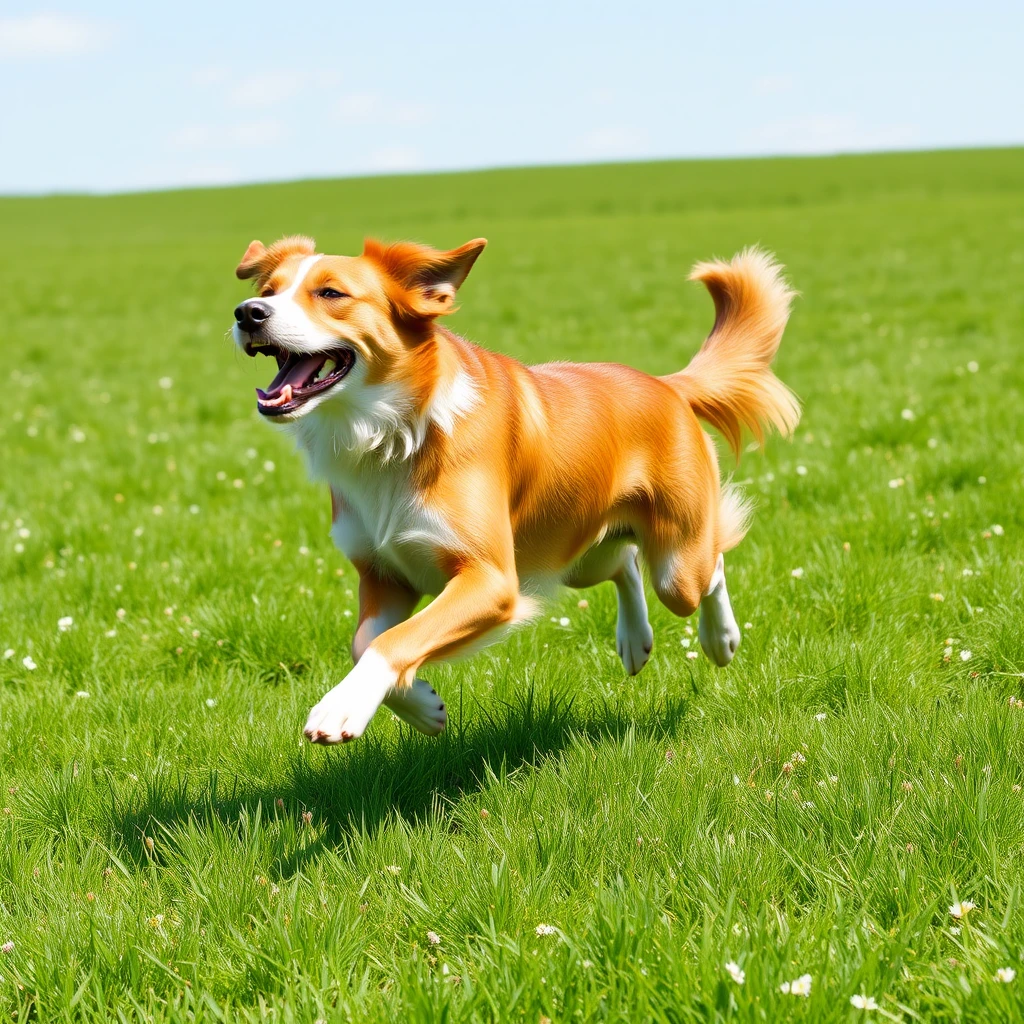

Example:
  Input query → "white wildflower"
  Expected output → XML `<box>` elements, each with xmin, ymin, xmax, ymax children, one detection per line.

<box><xmin>724</xmin><ymin>961</ymin><xmax>745</xmax><ymax>985</ymax></box>
<box><xmin>158</xmin><ymin>377</ymin><xmax>174</xmax><ymax>389</ymax></box>
<box><xmin>949</xmin><ymin>900</ymin><xmax>976</xmax><ymax>919</ymax></box>
<box><xmin>22</xmin><ymin>656</ymin><xmax>36</xmax><ymax>671</ymax></box>
<box><xmin>779</xmin><ymin>974</ymin><xmax>812</xmax><ymax>997</ymax></box>
<box><xmin>901</xmin><ymin>408</ymin><xmax>915</xmax><ymax>421</ymax></box>
<box><xmin>960</xmin><ymin>650</ymin><xmax>972</xmax><ymax>662</ymax></box>
<box><xmin>535</xmin><ymin>923</ymin><xmax>557</xmax><ymax>936</ymax></box>
<box><xmin>427</xmin><ymin>930</ymin><xmax>441</xmax><ymax>946</ymax></box>
<box><xmin>75</xmin><ymin>691</ymin><xmax>89</xmax><ymax>699</ymax></box>
<box><xmin>996</xmin><ymin>967</ymin><xmax>1016</xmax><ymax>983</ymax></box>
<box><xmin>791</xmin><ymin>567</ymin><xmax>804</xmax><ymax>578</ymax></box>
<box><xmin>559</xmin><ymin>617</ymin><xmax>570</xmax><ymax>627</ymax></box>
<box><xmin>58</xmin><ymin>616</ymin><xmax>73</xmax><ymax>632</ymax></box>
<box><xmin>850</xmin><ymin>994</ymin><xmax>879</xmax><ymax>1010</ymax></box>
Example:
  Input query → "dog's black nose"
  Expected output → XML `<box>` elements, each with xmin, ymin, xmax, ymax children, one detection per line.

<box><xmin>234</xmin><ymin>299</ymin><xmax>273</xmax><ymax>332</ymax></box>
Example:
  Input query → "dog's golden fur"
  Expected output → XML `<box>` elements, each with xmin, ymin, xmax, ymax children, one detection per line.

<box><xmin>231</xmin><ymin>237</ymin><xmax>799</xmax><ymax>743</ymax></box>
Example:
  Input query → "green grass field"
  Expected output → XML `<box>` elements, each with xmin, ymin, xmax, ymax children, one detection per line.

<box><xmin>1</xmin><ymin>148</ymin><xmax>1023</xmax><ymax>1022</ymax></box>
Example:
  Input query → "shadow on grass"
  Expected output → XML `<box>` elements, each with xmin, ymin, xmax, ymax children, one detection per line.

<box><xmin>105</xmin><ymin>688</ymin><xmax>693</xmax><ymax>877</ymax></box>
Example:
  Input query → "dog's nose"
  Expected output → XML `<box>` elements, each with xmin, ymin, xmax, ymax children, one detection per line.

<box><xmin>234</xmin><ymin>299</ymin><xmax>273</xmax><ymax>332</ymax></box>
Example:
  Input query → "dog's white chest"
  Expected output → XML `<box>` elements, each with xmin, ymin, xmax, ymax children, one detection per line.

<box><xmin>328</xmin><ymin>468</ymin><xmax>454</xmax><ymax>595</ymax></box>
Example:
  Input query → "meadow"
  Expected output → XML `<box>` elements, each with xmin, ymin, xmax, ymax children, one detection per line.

<box><xmin>1</xmin><ymin>148</ymin><xmax>1023</xmax><ymax>1021</ymax></box>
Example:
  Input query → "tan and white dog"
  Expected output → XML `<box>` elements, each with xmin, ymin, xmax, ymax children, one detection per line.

<box><xmin>231</xmin><ymin>235</ymin><xmax>799</xmax><ymax>744</ymax></box>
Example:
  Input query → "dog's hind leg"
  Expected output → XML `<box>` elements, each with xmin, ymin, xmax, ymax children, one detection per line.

<box><xmin>647</xmin><ymin>534</ymin><xmax>740</xmax><ymax>667</ymax></box>
<box><xmin>566</xmin><ymin>540</ymin><xmax>654</xmax><ymax>675</ymax></box>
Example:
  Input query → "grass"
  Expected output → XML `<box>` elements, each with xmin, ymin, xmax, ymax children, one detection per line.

<box><xmin>1</xmin><ymin>148</ymin><xmax>1023</xmax><ymax>1021</ymax></box>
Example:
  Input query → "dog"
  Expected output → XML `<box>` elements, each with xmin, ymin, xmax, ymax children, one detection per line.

<box><xmin>231</xmin><ymin>235</ymin><xmax>799</xmax><ymax>744</ymax></box>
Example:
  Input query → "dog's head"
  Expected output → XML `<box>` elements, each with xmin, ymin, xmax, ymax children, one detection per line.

<box><xmin>231</xmin><ymin>234</ymin><xmax>486</xmax><ymax>422</ymax></box>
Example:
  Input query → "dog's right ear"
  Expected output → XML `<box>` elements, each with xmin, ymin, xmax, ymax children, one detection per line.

<box><xmin>235</xmin><ymin>235</ymin><xmax>317</xmax><ymax>284</ymax></box>
<box><xmin>235</xmin><ymin>240</ymin><xmax>267</xmax><ymax>280</ymax></box>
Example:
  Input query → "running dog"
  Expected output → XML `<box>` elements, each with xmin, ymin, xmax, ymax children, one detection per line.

<box><xmin>231</xmin><ymin>235</ymin><xmax>799</xmax><ymax>743</ymax></box>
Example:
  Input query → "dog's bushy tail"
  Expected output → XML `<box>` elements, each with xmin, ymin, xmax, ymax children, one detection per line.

<box><xmin>669</xmin><ymin>247</ymin><xmax>800</xmax><ymax>461</ymax></box>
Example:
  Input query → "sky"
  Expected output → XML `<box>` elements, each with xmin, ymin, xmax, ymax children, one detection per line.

<box><xmin>1</xmin><ymin>1</ymin><xmax>1021</xmax><ymax>194</ymax></box>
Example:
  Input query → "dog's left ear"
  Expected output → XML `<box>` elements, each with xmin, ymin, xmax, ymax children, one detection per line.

<box><xmin>365</xmin><ymin>238</ymin><xmax>487</xmax><ymax>319</ymax></box>
<box><xmin>236</xmin><ymin>240</ymin><xmax>268</xmax><ymax>280</ymax></box>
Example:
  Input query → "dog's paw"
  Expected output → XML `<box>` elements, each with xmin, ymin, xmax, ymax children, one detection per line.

<box><xmin>698</xmin><ymin>612</ymin><xmax>740</xmax><ymax>667</ymax></box>
<box><xmin>303</xmin><ymin>650</ymin><xmax>396</xmax><ymax>744</ymax></box>
<box><xmin>384</xmin><ymin>679</ymin><xmax>447</xmax><ymax>736</ymax></box>
<box><xmin>617</xmin><ymin>616</ymin><xmax>654</xmax><ymax>676</ymax></box>
<box><xmin>698</xmin><ymin>563</ymin><xmax>741</xmax><ymax>667</ymax></box>
<box><xmin>303</xmin><ymin>692</ymin><xmax>377</xmax><ymax>744</ymax></box>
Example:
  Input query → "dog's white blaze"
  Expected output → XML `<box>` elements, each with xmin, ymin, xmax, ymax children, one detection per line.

<box><xmin>258</xmin><ymin>255</ymin><xmax>337</xmax><ymax>353</ymax></box>
<box><xmin>303</xmin><ymin>648</ymin><xmax>398</xmax><ymax>743</ymax></box>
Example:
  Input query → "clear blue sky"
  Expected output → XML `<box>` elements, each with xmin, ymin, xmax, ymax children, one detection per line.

<box><xmin>1</xmin><ymin>1</ymin><xmax>1021</xmax><ymax>194</ymax></box>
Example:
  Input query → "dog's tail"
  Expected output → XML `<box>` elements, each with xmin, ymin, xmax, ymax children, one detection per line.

<box><xmin>668</xmin><ymin>247</ymin><xmax>800</xmax><ymax>461</ymax></box>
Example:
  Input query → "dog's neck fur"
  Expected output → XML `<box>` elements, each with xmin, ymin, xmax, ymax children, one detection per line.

<box><xmin>290</xmin><ymin>327</ymin><xmax>481</xmax><ymax>478</ymax></box>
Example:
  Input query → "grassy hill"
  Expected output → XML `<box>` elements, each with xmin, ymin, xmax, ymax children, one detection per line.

<box><xmin>1</xmin><ymin>149</ymin><xmax>1023</xmax><ymax>1021</ymax></box>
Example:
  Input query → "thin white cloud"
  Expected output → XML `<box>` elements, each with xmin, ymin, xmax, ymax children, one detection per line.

<box><xmin>167</xmin><ymin>118</ymin><xmax>288</xmax><ymax>151</ymax></box>
<box><xmin>575</xmin><ymin>125</ymin><xmax>651</xmax><ymax>160</ymax></box>
<box><xmin>336</xmin><ymin>92</ymin><xmax>430</xmax><ymax>126</ymax></box>
<box><xmin>189</xmin><ymin>66</ymin><xmax>343</xmax><ymax>107</ymax></box>
<box><xmin>364</xmin><ymin>145</ymin><xmax>424</xmax><ymax>172</ymax></box>
<box><xmin>752</xmin><ymin>74</ymin><xmax>795</xmax><ymax>96</ymax></box>
<box><xmin>0</xmin><ymin>13</ymin><xmax>110</xmax><ymax>58</ymax></box>
<box><xmin>756</xmin><ymin>113</ymin><xmax>921</xmax><ymax>153</ymax></box>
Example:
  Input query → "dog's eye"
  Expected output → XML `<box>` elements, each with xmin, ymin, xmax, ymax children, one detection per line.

<box><xmin>317</xmin><ymin>287</ymin><xmax>348</xmax><ymax>300</ymax></box>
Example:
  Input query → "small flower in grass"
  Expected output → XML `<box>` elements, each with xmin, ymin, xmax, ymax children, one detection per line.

<box><xmin>205</xmin><ymin>698</ymin><xmax>216</xmax><ymax>708</ymax></box>
<box><xmin>427</xmin><ymin>930</ymin><xmax>441</xmax><ymax>946</ymax></box>
<box><xmin>58</xmin><ymin>616</ymin><xmax>73</xmax><ymax>632</ymax></box>
<box><xmin>902</xmin><ymin>780</ymin><xmax>913</xmax><ymax>792</ymax></box>
<box><xmin>996</xmin><ymin>967</ymin><xmax>1016</xmax><ymax>983</ymax></box>
<box><xmin>681</xmin><ymin>637</ymin><xmax>691</xmax><ymax>648</ymax></box>
<box><xmin>3</xmin><ymin>649</ymin><xmax>13</xmax><ymax>660</ymax></box>
<box><xmin>535</xmin><ymin>923</ymin><xmax>557</xmax><ymax>937</ymax></box>
<box><xmin>949</xmin><ymin>900</ymin><xmax>976</xmax><ymax>919</ymax></box>
<box><xmin>385</xmin><ymin>865</ymin><xmax>402</xmax><ymax>875</ymax></box>
<box><xmin>22</xmin><ymin>656</ymin><xmax>36</xmax><ymax>671</ymax></box>
<box><xmin>116</xmin><ymin>608</ymin><xmax>126</xmax><ymax>620</ymax></box>
<box><xmin>147</xmin><ymin>914</ymin><xmax>164</xmax><ymax>928</ymax></box>
<box><xmin>888</xmin><ymin>478</ymin><xmax>905</xmax><ymax>488</ymax></box>
<box><xmin>686</xmin><ymin>650</ymin><xmax>698</xmax><ymax>660</ymax></box>
<box><xmin>960</xmin><ymin>650</ymin><xmax>972</xmax><ymax>662</ymax></box>
<box><xmin>558</xmin><ymin>616</ymin><xmax>570</xmax><ymax>627</ymax></box>
<box><xmin>577</xmin><ymin>598</ymin><xmax>588</xmax><ymax>609</ymax></box>
<box><xmin>791</xmin><ymin>567</ymin><xmax>804</xmax><ymax>579</ymax></box>
<box><xmin>1</xmin><ymin>940</ymin><xmax>13</xmax><ymax>954</ymax></box>
<box><xmin>779</xmin><ymin>974</ymin><xmax>812</xmax><ymax>996</ymax></box>
<box><xmin>724</xmin><ymin>960</ymin><xmax>745</xmax><ymax>984</ymax></box>
<box><xmin>105</xmin><ymin>629</ymin><xmax>116</xmax><ymax>638</ymax></box>
<box><xmin>814</xmin><ymin>712</ymin><xmax>827</xmax><ymax>721</ymax></box>
<box><xmin>901</xmin><ymin>408</ymin><xmax>915</xmax><ymax>421</ymax></box>
<box><xmin>992</xmin><ymin>524</ymin><xmax>1004</xmax><ymax>536</ymax></box>
<box><xmin>850</xmin><ymin>994</ymin><xmax>879</xmax><ymax>1010</ymax></box>
<box><xmin>930</xmin><ymin>593</ymin><xmax>944</xmax><ymax>602</ymax></box>
<box><xmin>75</xmin><ymin>691</ymin><xmax>90</xmax><ymax>699</ymax></box>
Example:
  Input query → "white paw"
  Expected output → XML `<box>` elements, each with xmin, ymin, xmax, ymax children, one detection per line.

<box><xmin>303</xmin><ymin>650</ymin><xmax>396</xmax><ymax>745</ymax></box>
<box><xmin>698</xmin><ymin>559</ymin><xmax>740</xmax><ymax>667</ymax></box>
<box><xmin>698</xmin><ymin>611</ymin><xmax>740</xmax><ymax>666</ymax></box>
<box><xmin>384</xmin><ymin>679</ymin><xmax>447</xmax><ymax>736</ymax></box>
<box><xmin>617</xmin><ymin>616</ymin><xmax>654</xmax><ymax>675</ymax></box>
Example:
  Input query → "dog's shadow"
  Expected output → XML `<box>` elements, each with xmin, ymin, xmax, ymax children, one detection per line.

<box><xmin>107</xmin><ymin>689</ymin><xmax>692</xmax><ymax>879</ymax></box>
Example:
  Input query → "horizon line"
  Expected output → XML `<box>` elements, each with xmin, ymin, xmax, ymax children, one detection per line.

<box><xmin>2</xmin><ymin>142</ymin><xmax>1021</xmax><ymax>202</ymax></box>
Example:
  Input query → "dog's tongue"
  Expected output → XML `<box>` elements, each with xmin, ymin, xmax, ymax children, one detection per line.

<box><xmin>257</xmin><ymin>353</ymin><xmax>325</xmax><ymax>403</ymax></box>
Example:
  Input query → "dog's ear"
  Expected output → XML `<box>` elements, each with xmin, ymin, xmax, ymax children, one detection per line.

<box><xmin>236</xmin><ymin>240</ymin><xmax>267</xmax><ymax>280</ymax></box>
<box><xmin>364</xmin><ymin>238</ymin><xmax>487</xmax><ymax>319</ymax></box>
<box><xmin>236</xmin><ymin>235</ymin><xmax>317</xmax><ymax>284</ymax></box>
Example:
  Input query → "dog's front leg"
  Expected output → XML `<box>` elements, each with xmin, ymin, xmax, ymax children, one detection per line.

<box><xmin>303</xmin><ymin>563</ymin><xmax>522</xmax><ymax>745</ymax></box>
<box><xmin>349</xmin><ymin>564</ymin><xmax>447</xmax><ymax>737</ymax></box>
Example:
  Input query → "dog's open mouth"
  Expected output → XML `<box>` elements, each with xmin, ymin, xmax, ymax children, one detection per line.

<box><xmin>246</xmin><ymin>343</ymin><xmax>355</xmax><ymax>417</ymax></box>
